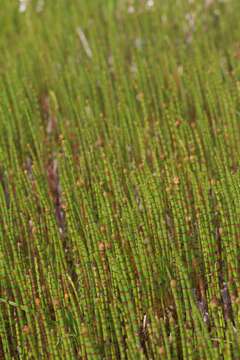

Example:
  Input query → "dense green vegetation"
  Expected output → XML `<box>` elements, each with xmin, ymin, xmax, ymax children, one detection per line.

<box><xmin>1</xmin><ymin>0</ymin><xmax>240</xmax><ymax>358</ymax></box>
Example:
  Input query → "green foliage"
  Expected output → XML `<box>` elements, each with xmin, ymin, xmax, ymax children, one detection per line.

<box><xmin>1</xmin><ymin>0</ymin><xmax>240</xmax><ymax>358</ymax></box>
